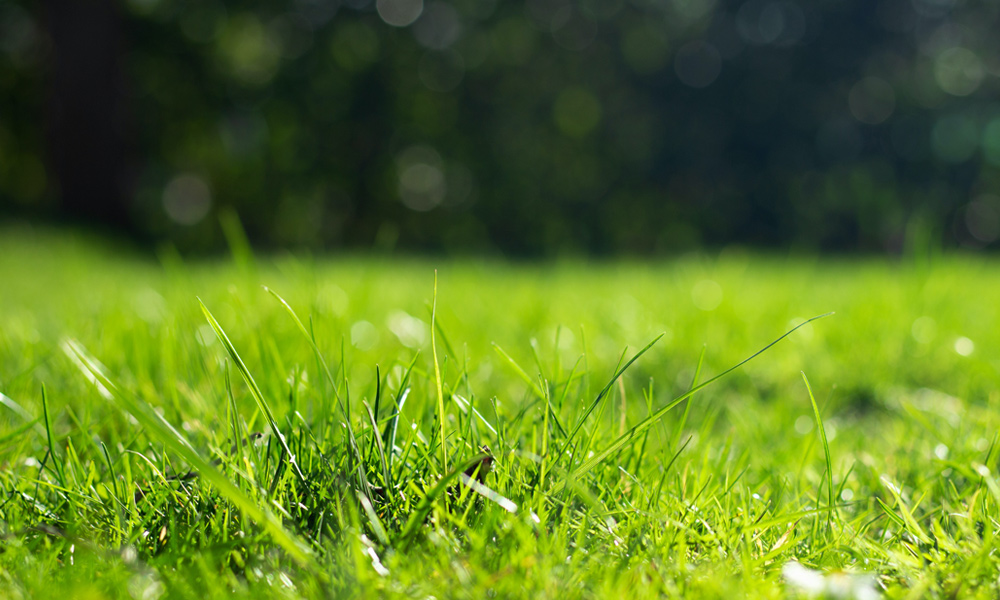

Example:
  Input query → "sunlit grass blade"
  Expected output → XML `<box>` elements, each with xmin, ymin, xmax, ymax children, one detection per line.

<box><xmin>802</xmin><ymin>372</ymin><xmax>835</xmax><ymax>525</ymax></box>
<box><xmin>493</xmin><ymin>343</ymin><xmax>567</xmax><ymax>438</ymax></box>
<box><xmin>40</xmin><ymin>385</ymin><xmax>65</xmax><ymax>487</ymax></box>
<box><xmin>493</xmin><ymin>344</ymin><xmax>546</xmax><ymax>401</ymax></box>
<box><xmin>880</xmin><ymin>477</ymin><xmax>931</xmax><ymax>544</ymax></box>
<box><xmin>558</xmin><ymin>334</ymin><xmax>665</xmax><ymax>456</ymax></box>
<box><xmin>431</xmin><ymin>270</ymin><xmax>448</xmax><ymax>473</ymax></box>
<box><xmin>198</xmin><ymin>299</ymin><xmax>306</xmax><ymax>483</ymax></box>
<box><xmin>263</xmin><ymin>286</ymin><xmax>366</xmax><ymax>471</ymax></box>
<box><xmin>671</xmin><ymin>345</ymin><xmax>705</xmax><ymax>449</ymax></box>
<box><xmin>382</xmin><ymin>356</ymin><xmax>416</xmax><ymax>471</ymax></box>
<box><xmin>61</xmin><ymin>338</ymin><xmax>317</xmax><ymax>569</ymax></box>
<box><xmin>551</xmin><ymin>313</ymin><xmax>834</xmax><ymax>493</ymax></box>
<box><xmin>0</xmin><ymin>391</ymin><xmax>48</xmax><ymax>439</ymax></box>
<box><xmin>458</xmin><ymin>473</ymin><xmax>517</xmax><ymax>513</ymax></box>
<box><xmin>398</xmin><ymin>451</ymin><xmax>494</xmax><ymax>550</ymax></box>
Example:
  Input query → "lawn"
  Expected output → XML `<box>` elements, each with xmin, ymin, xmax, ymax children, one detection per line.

<box><xmin>2</xmin><ymin>227</ymin><xmax>1000</xmax><ymax>599</ymax></box>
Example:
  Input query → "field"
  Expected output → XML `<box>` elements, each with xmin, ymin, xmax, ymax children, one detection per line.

<box><xmin>2</xmin><ymin>228</ymin><xmax>1000</xmax><ymax>599</ymax></box>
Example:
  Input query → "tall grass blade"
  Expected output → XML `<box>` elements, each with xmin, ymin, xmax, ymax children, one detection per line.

<box><xmin>61</xmin><ymin>338</ymin><xmax>317</xmax><ymax>568</ymax></box>
<box><xmin>557</xmin><ymin>334</ymin><xmax>665</xmax><ymax>460</ymax></box>
<box><xmin>398</xmin><ymin>452</ymin><xmax>493</xmax><ymax>549</ymax></box>
<box><xmin>552</xmin><ymin>313</ymin><xmax>833</xmax><ymax>493</ymax></box>
<box><xmin>263</xmin><ymin>286</ymin><xmax>366</xmax><ymax>471</ymax></box>
<box><xmin>40</xmin><ymin>385</ymin><xmax>65</xmax><ymax>486</ymax></box>
<box><xmin>880</xmin><ymin>477</ymin><xmax>931</xmax><ymax>544</ymax></box>
<box><xmin>0</xmin><ymin>391</ymin><xmax>47</xmax><ymax>439</ymax></box>
<box><xmin>494</xmin><ymin>343</ymin><xmax>567</xmax><ymax>437</ymax></box>
<box><xmin>431</xmin><ymin>271</ymin><xmax>448</xmax><ymax>473</ymax></box>
<box><xmin>198</xmin><ymin>299</ymin><xmax>306</xmax><ymax>483</ymax></box>
<box><xmin>219</xmin><ymin>208</ymin><xmax>256</xmax><ymax>276</ymax></box>
<box><xmin>493</xmin><ymin>344</ymin><xmax>546</xmax><ymax>401</ymax></box>
<box><xmin>670</xmin><ymin>345</ymin><xmax>705</xmax><ymax>449</ymax></box>
<box><xmin>802</xmin><ymin>372</ymin><xmax>834</xmax><ymax>525</ymax></box>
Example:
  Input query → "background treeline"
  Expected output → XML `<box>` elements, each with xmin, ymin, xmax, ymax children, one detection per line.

<box><xmin>2</xmin><ymin>0</ymin><xmax>1000</xmax><ymax>254</ymax></box>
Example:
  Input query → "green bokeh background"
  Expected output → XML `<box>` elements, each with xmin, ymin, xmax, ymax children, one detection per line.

<box><xmin>2</xmin><ymin>0</ymin><xmax>1000</xmax><ymax>254</ymax></box>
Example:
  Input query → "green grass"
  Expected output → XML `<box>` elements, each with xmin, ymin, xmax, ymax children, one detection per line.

<box><xmin>3</xmin><ymin>228</ymin><xmax>1000</xmax><ymax>599</ymax></box>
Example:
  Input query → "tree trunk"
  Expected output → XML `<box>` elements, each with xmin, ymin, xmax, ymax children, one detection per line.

<box><xmin>43</xmin><ymin>0</ymin><xmax>132</xmax><ymax>230</ymax></box>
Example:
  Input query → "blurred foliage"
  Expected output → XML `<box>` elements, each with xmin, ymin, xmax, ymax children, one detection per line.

<box><xmin>2</xmin><ymin>0</ymin><xmax>1000</xmax><ymax>254</ymax></box>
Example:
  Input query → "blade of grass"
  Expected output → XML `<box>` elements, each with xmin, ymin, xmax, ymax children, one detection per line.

<box><xmin>40</xmin><ymin>385</ymin><xmax>65</xmax><ymax>487</ymax></box>
<box><xmin>0</xmin><ymin>391</ymin><xmax>47</xmax><ymax>439</ymax></box>
<box><xmin>199</xmin><ymin>299</ymin><xmax>306</xmax><ymax>484</ymax></box>
<box><xmin>493</xmin><ymin>344</ymin><xmax>546</xmax><ymax>401</ymax></box>
<box><xmin>398</xmin><ymin>452</ymin><xmax>493</xmax><ymax>549</ymax></box>
<box><xmin>0</xmin><ymin>417</ymin><xmax>42</xmax><ymax>449</ymax></box>
<box><xmin>670</xmin><ymin>345</ymin><xmax>706</xmax><ymax>449</ymax></box>
<box><xmin>802</xmin><ymin>372</ymin><xmax>835</xmax><ymax>526</ymax></box>
<box><xmin>552</xmin><ymin>313</ymin><xmax>833</xmax><ymax>493</ymax></box>
<box><xmin>219</xmin><ymin>207</ymin><xmax>256</xmax><ymax>276</ymax></box>
<box><xmin>431</xmin><ymin>270</ymin><xmax>448</xmax><ymax>473</ymax></box>
<box><xmin>263</xmin><ymin>287</ymin><xmax>366</xmax><ymax>472</ymax></box>
<box><xmin>880</xmin><ymin>477</ymin><xmax>931</xmax><ymax>544</ymax></box>
<box><xmin>493</xmin><ymin>344</ymin><xmax>567</xmax><ymax>438</ymax></box>
<box><xmin>61</xmin><ymin>338</ymin><xmax>317</xmax><ymax>569</ymax></box>
<box><xmin>555</xmin><ymin>334</ymin><xmax>665</xmax><ymax>465</ymax></box>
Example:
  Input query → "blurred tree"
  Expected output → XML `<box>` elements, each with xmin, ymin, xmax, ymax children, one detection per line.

<box><xmin>3</xmin><ymin>0</ymin><xmax>1000</xmax><ymax>254</ymax></box>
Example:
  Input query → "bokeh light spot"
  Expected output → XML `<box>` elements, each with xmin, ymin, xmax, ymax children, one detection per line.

<box><xmin>737</xmin><ymin>0</ymin><xmax>805</xmax><ymax>46</ymax></box>
<box><xmin>216</xmin><ymin>14</ymin><xmax>282</xmax><ymax>86</ymax></box>
<box><xmin>794</xmin><ymin>415</ymin><xmax>813</xmax><ymax>435</ymax></box>
<box><xmin>691</xmin><ymin>279</ymin><xmax>723</xmax><ymax>311</ymax></box>
<box><xmin>413</xmin><ymin>1</ymin><xmax>462</xmax><ymax>49</ymax></box>
<box><xmin>954</xmin><ymin>336</ymin><xmax>974</xmax><ymax>356</ymax></box>
<box><xmin>351</xmin><ymin>320</ymin><xmax>379</xmax><ymax>350</ymax></box>
<box><xmin>674</xmin><ymin>41</ymin><xmax>721</xmax><ymax>88</ymax></box>
<box><xmin>386</xmin><ymin>310</ymin><xmax>428</xmax><ymax>348</ymax></box>
<box><xmin>163</xmin><ymin>174</ymin><xmax>212</xmax><ymax>226</ymax></box>
<box><xmin>377</xmin><ymin>0</ymin><xmax>424</xmax><ymax>27</ymax></box>
<box><xmin>934</xmin><ymin>47</ymin><xmax>984</xmax><ymax>96</ymax></box>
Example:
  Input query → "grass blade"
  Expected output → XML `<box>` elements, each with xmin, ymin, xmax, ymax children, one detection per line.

<box><xmin>552</xmin><ymin>313</ymin><xmax>833</xmax><ymax>493</ymax></box>
<box><xmin>802</xmin><ymin>372</ymin><xmax>834</xmax><ymax>525</ymax></box>
<box><xmin>0</xmin><ymin>391</ymin><xmax>48</xmax><ymax>439</ymax></box>
<box><xmin>263</xmin><ymin>286</ymin><xmax>367</xmax><ymax>476</ymax></box>
<box><xmin>40</xmin><ymin>385</ymin><xmax>66</xmax><ymax>487</ymax></box>
<box><xmin>556</xmin><ymin>334</ymin><xmax>665</xmax><ymax>464</ymax></box>
<box><xmin>431</xmin><ymin>271</ymin><xmax>448</xmax><ymax>473</ymax></box>
<box><xmin>61</xmin><ymin>338</ymin><xmax>317</xmax><ymax>569</ymax></box>
<box><xmin>198</xmin><ymin>299</ymin><xmax>306</xmax><ymax>483</ymax></box>
<box><xmin>880</xmin><ymin>477</ymin><xmax>931</xmax><ymax>544</ymax></box>
<box><xmin>398</xmin><ymin>452</ymin><xmax>493</xmax><ymax>549</ymax></box>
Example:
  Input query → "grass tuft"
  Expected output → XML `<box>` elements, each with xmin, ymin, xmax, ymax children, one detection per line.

<box><xmin>4</xmin><ymin>233</ymin><xmax>1000</xmax><ymax>598</ymax></box>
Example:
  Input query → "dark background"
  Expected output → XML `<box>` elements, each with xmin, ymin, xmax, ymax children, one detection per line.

<box><xmin>2</xmin><ymin>0</ymin><xmax>999</xmax><ymax>255</ymax></box>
